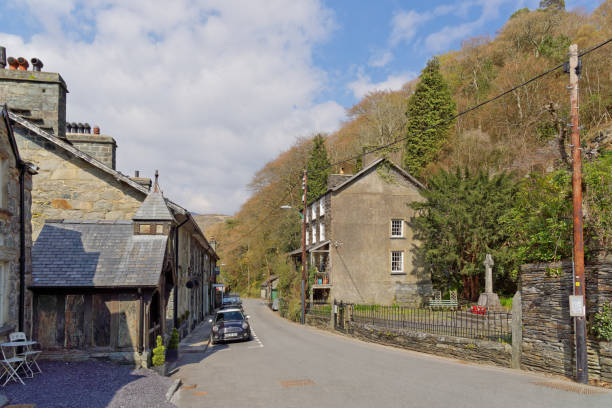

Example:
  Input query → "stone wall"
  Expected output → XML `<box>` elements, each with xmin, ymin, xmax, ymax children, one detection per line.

<box><xmin>13</xmin><ymin>126</ymin><xmax>145</xmax><ymax>239</ymax></box>
<box><xmin>66</xmin><ymin>132</ymin><xmax>117</xmax><ymax>170</ymax></box>
<box><xmin>350</xmin><ymin>322</ymin><xmax>511</xmax><ymax>367</ymax></box>
<box><xmin>0</xmin><ymin>112</ymin><xmax>33</xmax><ymax>340</ymax></box>
<box><xmin>521</xmin><ymin>257</ymin><xmax>612</xmax><ymax>381</ymax></box>
<box><xmin>0</xmin><ymin>69</ymin><xmax>67</xmax><ymax>138</ymax></box>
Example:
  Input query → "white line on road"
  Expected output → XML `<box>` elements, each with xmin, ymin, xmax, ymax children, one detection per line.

<box><xmin>248</xmin><ymin>328</ymin><xmax>264</xmax><ymax>349</ymax></box>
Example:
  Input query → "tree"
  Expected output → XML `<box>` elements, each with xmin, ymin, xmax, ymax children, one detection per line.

<box><xmin>404</xmin><ymin>58</ymin><xmax>456</xmax><ymax>178</ymax></box>
<box><xmin>410</xmin><ymin>169</ymin><xmax>518</xmax><ymax>300</ymax></box>
<box><xmin>539</xmin><ymin>0</ymin><xmax>565</xmax><ymax>10</ymax></box>
<box><xmin>306</xmin><ymin>134</ymin><xmax>331</xmax><ymax>202</ymax></box>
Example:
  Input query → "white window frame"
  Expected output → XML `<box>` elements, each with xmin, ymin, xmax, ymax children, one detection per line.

<box><xmin>319</xmin><ymin>222</ymin><xmax>325</xmax><ymax>242</ymax></box>
<box><xmin>0</xmin><ymin>263</ymin><xmax>6</xmax><ymax>325</ymax></box>
<box><xmin>0</xmin><ymin>157</ymin><xmax>6</xmax><ymax>209</ymax></box>
<box><xmin>311</xmin><ymin>224</ymin><xmax>316</xmax><ymax>244</ymax></box>
<box><xmin>319</xmin><ymin>198</ymin><xmax>325</xmax><ymax>217</ymax></box>
<box><xmin>391</xmin><ymin>251</ymin><xmax>404</xmax><ymax>274</ymax></box>
<box><xmin>310</xmin><ymin>204</ymin><xmax>316</xmax><ymax>220</ymax></box>
<box><xmin>391</xmin><ymin>219</ymin><xmax>404</xmax><ymax>238</ymax></box>
<box><xmin>306</xmin><ymin>229</ymin><xmax>310</xmax><ymax>245</ymax></box>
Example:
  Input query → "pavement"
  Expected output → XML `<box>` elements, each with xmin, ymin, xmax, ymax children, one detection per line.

<box><xmin>171</xmin><ymin>298</ymin><xmax>612</xmax><ymax>408</ymax></box>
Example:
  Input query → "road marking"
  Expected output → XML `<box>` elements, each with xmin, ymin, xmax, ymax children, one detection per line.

<box><xmin>280</xmin><ymin>379</ymin><xmax>315</xmax><ymax>388</ymax></box>
<box><xmin>181</xmin><ymin>384</ymin><xmax>196</xmax><ymax>390</ymax></box>
<box><xmin>248</xmin><ymin>328</ymin><xmax>264</xmax><ymax>348</ymax></box>
<box><xmin>193</xmin><ymin>391</ymin><xmax>208</xmax><ymax>396</ymax></box>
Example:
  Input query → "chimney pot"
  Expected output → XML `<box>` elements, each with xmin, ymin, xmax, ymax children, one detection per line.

<box><xmin>0</xmin><ymin>47</ymin><xmax>6</xmax><ymax>69</ymax></box>
<box><xmin>7</xmin><ymin>57</ymin><xmax>18</xmax><ymax>70</ymax></box>
<box><xmin>30</xmin><ymin>57</ymin><xmax>43</xmax><ymax>72</ymax></box>
<box><xmin>93</xmin><ymin>126</ymin><xmax>100</xmax><ymax>135</ymax></box>
<box><xmin>66</xmin><ymin>123</ymin><xmax>72</xmax><ymax>133</ymax></box>
<box><xmin>17</xmin><ymin>57</ymin><xmax>28</xmax><ymax>71</ymax></box>
<box><xmin>135</xmin><ymin>170</ymin><xmax>140</xmax><ymax>177</ymax></box>
<box><xmin>84</xmin><ymin>123</ymin><xmax>91</xmax><ymax>134</ymax></box>
<box><xmin>76</xmin><ymin>123</ymin><xmax>84</xmax><ymax>133</ymax></box>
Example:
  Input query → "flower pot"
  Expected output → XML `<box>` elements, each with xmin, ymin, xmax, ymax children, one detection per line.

<box><xmin>166</xmin><ymin>348</ymin><xmax>179</xmax><ymax>362</ymax></box>
<box><xmin>152</xmin><ymin>363</ymin><xmax>167</xmax><ymax>376</ymax></box>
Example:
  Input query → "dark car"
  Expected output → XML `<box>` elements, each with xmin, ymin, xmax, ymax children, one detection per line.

<box><xmin>210</xmin><ymin>308</ymin><xmax>251</xmax><ymax>344</ymax></box>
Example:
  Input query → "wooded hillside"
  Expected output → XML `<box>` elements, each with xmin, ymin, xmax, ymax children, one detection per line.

<box><xmin>209</xmin><ymin>2</ymin><xmax>612</xmax><ymax>306</ymax></box>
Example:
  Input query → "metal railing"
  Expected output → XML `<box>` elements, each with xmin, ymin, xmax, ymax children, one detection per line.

<box><xmin>305</xmin><ymin>301</ymin><xmax>332</xmax><ymax>320</ymax></box>
<box><xmin>346</xmin><ymin>303</ymin><xmax>512</xmax><ymax>343</ymax></box>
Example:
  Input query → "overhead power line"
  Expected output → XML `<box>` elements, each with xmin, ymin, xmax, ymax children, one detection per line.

<box><xmin>324</xmin><ymin>36</ymin><xmax>612</xmax><ymax>171</ymax></box>
<box><xmin>220</xmin><ymin>37</ymin><xmax>612</xmax><ymax>250</ymax></box>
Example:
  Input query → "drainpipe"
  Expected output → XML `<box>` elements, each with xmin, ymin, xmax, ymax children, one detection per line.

<box><xmin>18</xmin><ymin>165</ymin><xmax>25</xmax><ymax>332</ymax></box>
<box><xmin>138</xmin><ymin>288</ymin><xmax>144</xmax><ymax>353</ymax></box>
<box><xmin>174</xmin><ymin>218</ymin><xmax>189</xmax><ymax>328</ymax></box>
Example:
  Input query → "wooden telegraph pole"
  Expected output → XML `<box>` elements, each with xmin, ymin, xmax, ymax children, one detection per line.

<box><xmin>568</xmin><ymin>43</ymin><xmax>588</xmax><ymax>384</ymax></box>
<box><xmin>301</xmin><ymin>170</ymin><xmax>308</xmax><ymax>325</ymax></box>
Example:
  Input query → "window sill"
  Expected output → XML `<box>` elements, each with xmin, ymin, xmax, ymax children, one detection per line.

<box><xmin>390</xmin><ymin>272</ymin><xmax>406</xmax><ymax>276</ymax></box>
<box><xmin>390</xmin><ymin>236</ymin><xmax>405</xmax><ymax>240</ymax></box>
<box><xmin>0</xmin><ymin>325</ymin><xmax>16</xmax><ymax>337</ymax></box>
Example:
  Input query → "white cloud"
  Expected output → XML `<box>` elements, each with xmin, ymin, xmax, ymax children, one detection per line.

<box><xmin>347</xmin><ymin>72</ymin><xmax>417</xmax><ymax>99</ymax></box>
<box><xmin>368</xmin><ymin>50</ymin><xmax>394</xmax><ymax>67</ymax></box>
<box><xmin>0</xmin><ymin>0</ymin><xmax>346</xmax><ymax>214</ymax></box>
<box><xmin>390</xmin><ymin>10</ymin><xmax>432</xmax><ymax>46</ymax></box>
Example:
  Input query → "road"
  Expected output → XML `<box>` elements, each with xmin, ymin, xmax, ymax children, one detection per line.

<box><xmin>172</xmin><ymin>298</ymin><xmax>612</xmax><ymax>408</ymax></box>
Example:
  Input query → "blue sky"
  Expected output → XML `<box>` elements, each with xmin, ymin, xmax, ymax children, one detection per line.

<box><xmin>0</xmin><ymin>0</ymin><xmax>604</xmax><ymax>214</ymax></box>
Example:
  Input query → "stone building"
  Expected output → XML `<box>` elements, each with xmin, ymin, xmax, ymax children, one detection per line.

<box><xmin>297</xmin><ymin>157</ymin><xmax>432</xmax><ymax>305</ymax></box>
<box><xmin>0</xmin><ymin>51</ymin><xmax>218</xmax><ymax>340</ymax></box>
<box><xmin>30</xmin><ymin>182</ymin><xmax>177</xmax><ymax>365</ymax></box>
<box><xmin>0</xmin><ymin>105</ymin><xmax>36</xmax><ymax>340</ymax></box>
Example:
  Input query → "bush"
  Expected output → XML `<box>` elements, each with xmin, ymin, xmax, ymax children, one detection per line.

<box><xmin>168</xmin><ymin>328</ymin><xmax>179</xmax><ymax>350</ymax></box>
<box><xmin>152</xmin><ymin>335</ymin><xmax>165</xmax><ymax>366</ymax></box>
<box><xmin>591</xmin><ymin>303</ymin><xmax>612</xmax><ymax>341</ymax></box>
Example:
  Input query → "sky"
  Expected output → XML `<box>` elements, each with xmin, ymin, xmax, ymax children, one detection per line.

<box><xmin>0</xmin><ymin>0</ymin><xmax>604</xmax><ymax>215</ymax></box>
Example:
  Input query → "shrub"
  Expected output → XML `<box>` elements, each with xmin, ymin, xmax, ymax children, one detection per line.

<box><xmin>591</xmin><ymin>303</ymin><xmax>612</xmax><ymax>341</ymax></box>
<box><xmin>152</xmin><ymin>335</ymin><xmax>165</xmax><ymax>366</ymax></box>
<box><xmin>168</xmin><ymin>328</ymin><xmax>179</xmax><ymax>350</ymax></box>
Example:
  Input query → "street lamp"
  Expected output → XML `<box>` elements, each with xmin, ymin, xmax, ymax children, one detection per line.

<box><xmin>281</xmin><ymin>203</ymin><xmax>307</xmax><ymax>324</ymax></box>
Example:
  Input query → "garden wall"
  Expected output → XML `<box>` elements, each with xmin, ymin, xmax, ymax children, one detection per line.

<box><xmin>521</xmin><ymin>254</ymin><xmax>612</xmax><ymax>382</ymax></box>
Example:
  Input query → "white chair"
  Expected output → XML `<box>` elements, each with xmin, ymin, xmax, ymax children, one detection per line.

<box><xmin>9</xmin><ymin>332</ymin><xmax>41</xmax><ymax>376</ymax></box>
<box><xmin>0</xmin><ymin>344</ymin><xmax>25</xmax><ymax>385</ymax></box>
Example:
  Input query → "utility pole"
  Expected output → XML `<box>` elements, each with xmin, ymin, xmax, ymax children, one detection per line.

<box><xmin>568</xmin><ymin>43</ymin><xmax>588</xmax><ymax>384</ymax></box>
<box><xmin>301</xmin><ymin>170</ymin><xmax>308</xmax><ymax>325</ymax></box>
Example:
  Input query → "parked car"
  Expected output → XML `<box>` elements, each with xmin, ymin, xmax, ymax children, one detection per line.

<box><xmin>210</xmin><ymin>308</ymin><xmax>251</xmax><ymax>344</ymax></box>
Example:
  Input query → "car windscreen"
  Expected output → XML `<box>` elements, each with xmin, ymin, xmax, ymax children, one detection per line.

<box><xmin>223</xmin><ymin>297</ymin><xmax>239</xmax><ymax>304</ymax></box>
<box><xmin>216</xmin><ymin>311</ymin><xmax>243</xmax><ymax>322</ymax></box>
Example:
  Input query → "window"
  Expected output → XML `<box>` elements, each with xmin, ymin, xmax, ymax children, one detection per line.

<box><xmin>0</xmin><ymin>263</ymin><xmax>6</xmax><ymax>325</ymax></box>
<box><xmin>319</xmin><ymin>222</ymin><xmax>325</xmax><ymax>241</ymax></box>
<box><xmin>391</xmin><ymin>219</ymin><xmax>404</xmax><ymax>238</ymax></box>
<box><xmin>310</xmin><ymin>205</ymin><xmax>315</xmax><ymax>220</ymax></box>
<box><xmin>311</xmin><ymin>224</ymin><xmax>316</xmax><ymax>244</ymax></box>
<box><xmin>319</xmin><ymin>198</ymin><xmax>325</xmax><ymax>216</ymax></box>
<box><xmin>0</xmin><ymin>157</ymin><xmax>6</xmax><ymax>209</ymax></box>
<box><xmin>391</xmin><ymin>251</ymin><xmax>404</xmax><ymax>274</ymax></box>
<box><xmin>306</xmin><ymin>229</ymin><xmax>309</xmax><ymax>244</ymax></box>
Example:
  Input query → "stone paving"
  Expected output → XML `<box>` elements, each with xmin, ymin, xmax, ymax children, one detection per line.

<box><xmin>1</xmin><ymin>360</ymin><xmax>175</xmax><ymax>407</ymax></box>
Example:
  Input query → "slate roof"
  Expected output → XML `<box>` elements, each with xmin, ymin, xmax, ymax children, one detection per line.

<box><xmin>132</xmin><ymin>190</ymin><xmax>175</xmax><ymax>221</ymax></box>
<box><xmin>31</xmin><ymin>220</ymin><xmax>168</xmax><ymax>288</ymax></box>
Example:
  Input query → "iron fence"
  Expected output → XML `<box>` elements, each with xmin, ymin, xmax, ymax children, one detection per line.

<box><xmin>305</xmin><ymin>301</ymin><xmax>332</xmax><ymax>320</ymax></box>
<box><xmin>346</xmin><ymin>303</ymin><xmax>512</xmax><ymax>343</ymax></box>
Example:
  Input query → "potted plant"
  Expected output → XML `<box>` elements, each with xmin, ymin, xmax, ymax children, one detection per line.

<box><xmin>151</xmin><ymin>335</ymin><xmax>166</xmax><ymax>376</ymax></box>
<box><xmin>167</xmin><ymin>328</ymin><xmax>180</xmax><ymax>361</ymax></box>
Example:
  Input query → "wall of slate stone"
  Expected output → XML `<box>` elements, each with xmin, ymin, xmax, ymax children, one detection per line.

<box><xmin>521</xmin><ymin>256</ymin><xmax>612</xmax><ymax>382</ymax></box>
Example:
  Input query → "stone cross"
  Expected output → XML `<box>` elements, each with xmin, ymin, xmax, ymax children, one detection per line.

<box><xmin>484</xmin><ymin>253</ymin><xmax>494</xmax><ymax>294</ymax></box>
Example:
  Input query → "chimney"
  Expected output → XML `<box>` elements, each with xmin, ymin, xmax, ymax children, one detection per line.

<box><xmin>31</xmin><ymin>58</ymin><xmax>43</xmax><ymax>72</ymax></box>
<box><xmin>7</xmin><ymin>57</ymin><xmax>18</xmax><ymax>70</ymax></box>
<box><xmin>135</xmin><ymin>170</ymin><xmax>140</xmax><ymax>177</ymax></box>
<box><xmin>130</xmin><ymin>170</ymin><xmax>152</xmax><ymax>190</ymax></box>
<box><xmin>93</xmin><ymin>126</ymin><xmax>100</xmax><ymax>135</ymax></box>
<box><xmin>76</xmin><ymin>123</ymin><xmax>84</xmax><ymax>133</ymax></box>
<box><xmin>0</xmin><ymin>47</ymin><xmax>6</xmax><ymax>69</ymax></box>
<box><xmin>84</xmin><ymin>123</ymin><xmax>91</xmax><ymax>134</ymax></box>
<box><xmin>17</xmin><ymin>57</ymin><xmax>29</xmax><ymax>71</ymax></box>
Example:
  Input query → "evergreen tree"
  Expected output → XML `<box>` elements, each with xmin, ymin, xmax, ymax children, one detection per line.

<box><xmin>306</xmin><ymin>134</ymin><xmax>331</xmax><ymax>202</ymax></box>
<box><xmin>539</xmin><ymin>0</ymin><xmax>565</xmax><ymax>10</ymax></box>
<box><xmin>404</xmin><ymin>58</ymin><xmax>456</xmax><ymax>178</ymax></box>
<box><xmin>410</xmin><ymin>169</ymin><xmax>518</xmax><ymax>299</ymax></box>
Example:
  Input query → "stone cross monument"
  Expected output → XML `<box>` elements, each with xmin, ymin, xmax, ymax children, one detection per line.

<box><xmin>477</xmin><ymin>253</ymin><xmax>504</xmax><ymax>311</ymax></box>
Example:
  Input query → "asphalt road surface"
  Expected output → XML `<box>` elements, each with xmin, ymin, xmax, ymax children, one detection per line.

<box><xmin>173</xmin><ymin>298</ymin><xmax>612</xmax><ymax>408</ymax></box>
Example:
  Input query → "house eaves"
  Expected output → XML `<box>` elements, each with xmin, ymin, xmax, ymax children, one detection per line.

<box><xmin>331</xmin><ymin>158</ymin><xmax>425</xmax><ymax>194</ymax></box>
<box><xmin>8</xmin><ymin>111</ymin><xmax>186</xmax><ymax>215</ymax></box>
